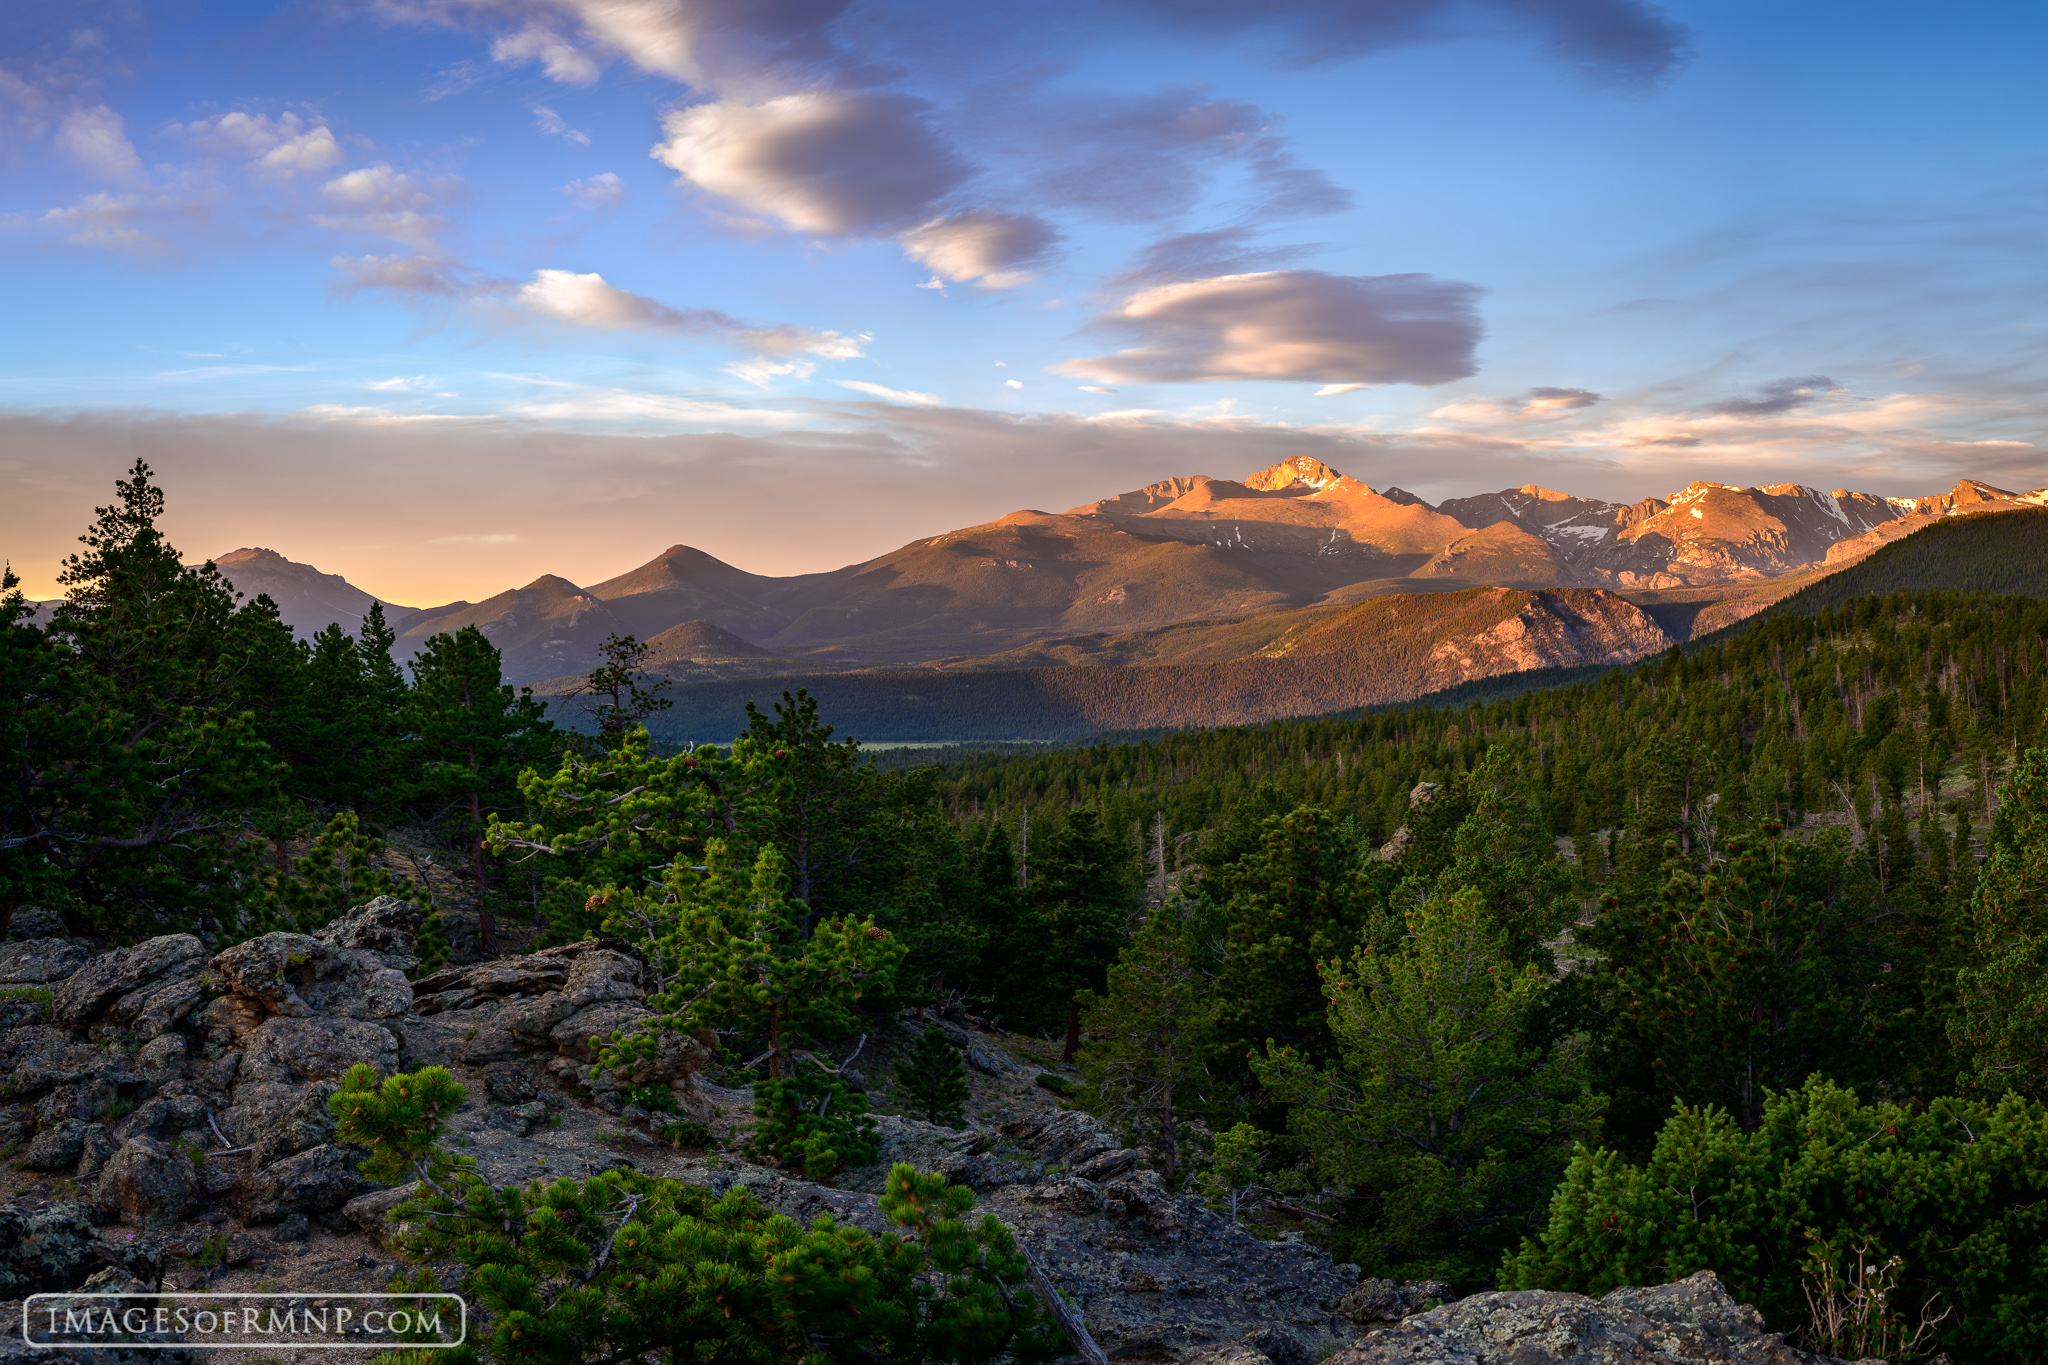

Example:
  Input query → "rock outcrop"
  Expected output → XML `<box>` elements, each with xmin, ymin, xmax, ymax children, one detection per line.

<box><xmin>1322</xmin><ymin>1270</ymin><xmax>1841</xmax><ymax>1365</ymax></box>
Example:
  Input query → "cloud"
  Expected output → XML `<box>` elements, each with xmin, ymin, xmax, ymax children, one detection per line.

<box><xmin>4</xmin><ymin>193</ymin><xmax>168</xmax><ymax>255</ymax></box>
<box><xmin>561</xmin><ymin>171</ymin><xmax>624</xmax><ymax>205</ymax></box>
<box><xmin>492</xmin><ymin>23</ymin><xmax>603</xmax><ymax>83</ymax></box>
<box><xmin>508</xmin><ymin>387</ymin><xmax>801</xmax><ymax>425</ymax></box>
<box><xmin>836</xmin><ymin>379</ymin><xmax>941</xmax><ymax>405</ymax></box>
<box><xmin>54</xmin><ymin>105</ymin><xmax>142</xmax><ymax>179</ymax></box>
<box><xmin>900</xmin><ymin>210</ymin><xmax>1059</xmax><ymax>287</ymax></box>
<box><xmin>726</xmin><ymin>356</ymin><xmax>816</xmax><ymax>387</ymax></box>
<box><xmin>1079</xmin><ymin>386</ymin><xmax>1118</xmax><ymax>394</ymax></box>
<box><xmin>393</xmin><ymin>0</ymin><xmax>848</xmax><ymax>90</ymax></box>
<box><xmin>317</xmin><ymin>164</ymin><xmax>447</xmax><ymax>248</ymax></box>
<box><xmin>1055</xmin><ymin>269</ymin><xmax>1483</xmax><ymax>386</ymax></box>
<box><xmin>332</xmin><ymin>253</ymin><xmax>466</xmax><ymax>295</ymax></box>
<box><xmin>367</xmin><ymin>375</ymin><xmax>437</xmax><ymax>391</ymax></box>
<box><xmin>651</xmin><ymin>90</ymin><xmax>972</xmax><ymax>236</ymax></box>
<box><xmin>1005</xmin><ymin>379</ymin><xmax>1022</xmax><ymax>389</ymax></box>
<box><xmin>1315</xmin><ymin>383</ymin><xmax>1367</xmax><ymax>396</ymax></box>
<box><xmin>1114</xmin><ymin>228</ymin><xmax>1318</xmax><ymax>286</ymax></box>
<box><xmin>532</xmin><ymin>105</ymin><xmax>590</xmax><ymax>144</ymax></box>
<box><xmin>1523</xmin><ymin>385</ymin><xmax>1602</xmax><ymax>414</ymax></box>
<box><xmin>990</xmin><ymin>90</ymin><xmax>1349</xmax><ymax>227</ymax></box>
<box><xmin>1116</xmin><ymin>0</ymin><xmax>1689</xmax><ymax>90</ymax></box>
<box><xmin>511</xmin><ymin>268</ymin><xmax>863</xmax><ymax>362</ymax></box>
<box><xmin>171</xmin><ymin>112</ymin><xmax>343</xmax><ymax>175</ymax></box>
<box><xmin>1705</xmin><ymin>375</ymin><xmax>1839</xmax><ymax>417</ymax></box>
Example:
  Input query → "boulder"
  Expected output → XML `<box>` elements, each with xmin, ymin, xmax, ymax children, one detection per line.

<box><xmin>560</xmin><ymin>947</ymin><xmax>644</xmax><ymax>1008</ymax></box>
<box><xmin>342</xmin><ymin>1180</ymin><xmax>422</xmax><ymax>1247</ymax></box>
<box><xmin>134</xmin><ymin>1034</ymin><xmax>187</xmax><ymax>1075</ymax></box>
<box><xmin>21</xmin><ymin>1118</ymin><xmax>94</xmax><ymax>1170</ymax></box>
<box><xmin>0</xmin><ymin>1201</ymin><xmax>109</xmax><ymax>1298</ymax></box>
<box><xmin>127</xmin><ymin>976</ymin><xmax>207</xmax><ymax>1039</ymax></box>
<box><xmin>550</xmin><ymin>999</ymin><xmax>654</xmax><ymax>1062</ymax></box>
<box><xmin>93</xmin><ymin>1135</ymin><xmax>200</xmax><ymax>1225</ymax></box>
<box><xmin>51</xmin><ymin>934</ymin><xmax>206</xmax><ymax>1026</ymax></box>
<box><xmin>3</xmin><ymin>904</ymin><xmax>68</xmax><ymax>940</ymax></box>
<box><xmin>233</xmin><ymin>1016</ymin><xmax>399</xmax><ymax>1091</ymax></box>
<box><xmin>1187</xmin><ymin>1327</ymin><xmax>1312</xmax><ymax>1365</ymax></box>
<box><xmin>0</xmin><ymin>936</ymin><xmax>90</xmax><ymax>984</ymax></box>
<box><xmin>297</xmin><ymin>949</ymin><xmax>412</xmax><ymax>1020</ymax></box>
<box><xmin>1322</xmin><ymin>1270</ymin><xmax>1835</xmax><ymax>1365</ymax></box>
<box><xmin>486</xmin><ymin>1100</ymin><xmax>550</xmax><ymax>1136</ymax></box>
<box><xmin>207</xmin><ymin>932</ymin><xmax>331</xmax><ymax>1016</ymax></box>
<box><xmin>314</xmin><ymin>896</ymin><xmax>422</xmax><ymax>971</ymax></box>
<box><xmin>193</xmin><ymin>993</ymin><xmax>267</xmax><ymax>1045</ymax></box>
<box><xmin>224</xmin><ymin>1080</ymin><xmax>340</xmax><ymax>1166</ymax></box>
<box><xmin>241</xmin><ymin>1142</ymin><xmax>374</xmax><ymax>1222</ymax></box>
<box><xmin>1338</xmin><ymin>1278</ymin><xmax>1455</xmax><ymax>1326</ymax></box>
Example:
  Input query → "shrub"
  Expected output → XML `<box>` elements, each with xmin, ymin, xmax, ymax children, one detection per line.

<box><xmin>331</xmin><ymin>1065</ymin><xmax>1061</xmax><ymax>1365</ymax></box>
<box><xmin>746</xmin><ymin>1071</ymin><xmax>880</xmax><ymax>1179</ymax></box>
<box><xmin>1503</xmin><ymin>1075</ymin><xmax>2048</xmax><ymax>1361</ymax></box>
<box><xmin>1033</xmin><ymin>1073</ymin><xmax>1074</xmax><ymax>1097</ymax></box>
<box><xmin>899</xmin><ymin>1025</ymin><xmax>971</xmax><ymax>1128</ymax></box>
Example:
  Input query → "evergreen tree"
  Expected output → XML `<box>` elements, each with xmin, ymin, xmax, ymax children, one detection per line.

<box><xmin>0</xmin><ymin>563</ymin><xmax>73</xmax><ymax>931</ymax></box>
<box><xmin>1027</xmin><ymin>808</ymin><xmax>1137</xmax><ymax>1058</ymax></box>
<box><xmin>31</xmin><ymin>461</ymin><xmax>276</xmax><ymax>935</ymax></box>
<box><xmin>1256</xmin><ymin>886</ymin><xmax>1599</xmax><ymax>1283</ymax></box>
<box><xmin>898</xmin><ymin>1025</ymin><xmax>971</xmax><ymax>1129</ymax></box>
<box><xmin>1952</xmin><ymin>746</ymin><xmax>2048</xmax><ymax>1097</ymax></box>
<box><xmin>407</xmin><ymin>625</ymin><xmax>556</xmax><ymax>953</ymax></box>
<box><xmin>569</xmin><ymin>631</ymin><xmax>672</xmax><ymax>746</ymax></box>
<box><xmin>1077</xmin><ymin>903</ymin><xmax>1213</xmax><ymax>1179</ymax></box>
<box><xmin>744</xmin><ymin>688</ymin><xmax>879</xmax><ymax>916</ymax></box>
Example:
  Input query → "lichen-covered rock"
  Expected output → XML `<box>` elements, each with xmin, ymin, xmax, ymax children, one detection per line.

<box><xmin>0</xmin><ymin>1201</ymin><xmax>109</xmax><ymax>1298</ymax></box>
<box><xmin>560</xmin><ymin>947</ymin><xmax>643</xmax><ymax>1008</ymax></box>
<box><xmin>4</xmin><ymin>904</ymin><xmax>68</xmax><ymax>940</ymax></box>
<box><xmin>0</xmin><ymin>935</ymin><xmax>91</xmax><ymax>984</ymax></box>
<box><xmin>314</xmin><ymin>896</ymin><xmax>422</xmax><ymax>971</ymax></box>
<box><xmin>22</xmin><ymin>1118</ymin><xmax>95</xmax><ymax>1170</ymax></box>
<box><xmin>297</xmin><ymin>949</ymin><xmax>412</xmax><ymax>1020</ymax></box>
<box><xmin>134</xmin><ymin>1033</ymin><xmax>186</xmax><ymax>1075</ymax></box>
<box><xmin>94</xmin><ymin>1135</ymin><xmax>200</xmax><ymax>1225</ymax></box>
<box><xmin>224</xmin><ymin>1079</ymin><xmax>341</xmax><ymax>1166</ymax></box>
<box><xmin>127</xmin><ymin>976</ymin><xmax>207</xmax><ymax>1039</ymax></box>
<box><xmin>233</xmin><ymin>1015</ymin><xmax>399</xmax><ymax>1091</ymax></box>
<box><xmin>241</xmin><ymin>1142</ymin><xmax>374</xmax><ymax>1222</ymax></box>
<box><xmin>550</xmin><ymin>999</ymin><xmax>653</xmax><ymax>1062</ymax></box>
<box><xmin>1322</xmin><ymin>1270</ymin><xmax>1835</xmax><ymax>1365</ymax></box>
<box><xmin>208</xmin><ymin>932</ymin><xmax>331</xmax><ymax>1016</ymax></box>
<box><xmin>51</xmin><ymin>934</ymin><xmax>206</xmax><ymax>1026</ymax></box>
<box><xmin>1339</xmin><ymin>1278</ymin><xmax>1456</xmax><ymax>1326</ymax></box>
<box><xmin>342</xmin><ymin>1180</ymin><xmax>422</xmax><ymax>1246</ymax></box>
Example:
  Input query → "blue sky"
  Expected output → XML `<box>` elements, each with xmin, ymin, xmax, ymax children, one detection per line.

<box><xmin>4</xmin><ymin>0</ymin><xmax>2046</xmax><ymax>604</ymax></box>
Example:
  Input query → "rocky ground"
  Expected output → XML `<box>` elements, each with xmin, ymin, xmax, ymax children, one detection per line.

<box><xmin>0</xmin><ymin>901</ymin><xmax>1847</xmax><ymax>1365</ymax></box>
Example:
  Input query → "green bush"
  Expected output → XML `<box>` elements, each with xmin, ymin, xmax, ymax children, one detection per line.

<box><xmin>1504</xmin><ymin>1075</ymin><xmax>2048</xmax><ymax>1361</ymax></box>
<box><xmin>899</xmin><ymin>1026</ymin><xmax>971</xmax><ymax>1128</ymax></box>
<box><xmin>332</xmin><ymin>1064</ymin><xmax>1061</xmax><ymax>1365</ymax></box>
<box><xmin>1033</xmin><ymin>1073</ymin><xmax>1074</xmax><ymax>1097</ymax></box>
<box><xmin>747</xmin><ymin>1071</ymin><xmax>880</xmax><ymax>1179</ymax></box>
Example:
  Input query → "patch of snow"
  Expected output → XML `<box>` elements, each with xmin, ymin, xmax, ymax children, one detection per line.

<box><xmin>1690</xmin><ymin>508</ymin><xmax>1704</xmax><ymax>519</ymax></box>
<box><xmin>1806</xmin><ymin>487</ymin><xmax>1847</xmax><ymax>524</ymax></box>
<box><xmin>1549</xmin><ymin>525</ymin><xmax>1610</xmax><ymax>541</ymax></box>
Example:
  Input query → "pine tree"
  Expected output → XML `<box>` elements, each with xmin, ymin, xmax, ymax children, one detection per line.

<box><xmin>570</xmin><ymin>632</ymin><xmax>672</xmax><ymax>746</ymax></box>
<box><xmin>407</xmin><ymin>625</ymin><xmax>556</xmax><ymax>954</ymax></box>
<box><xmin>898</xmin><ymin>1025</ymin><xmax>970</xmax><ymax>1129</ymax></box>
<box><xmin>1077</xmin><ymin>904</ymin><xmax>1212</xmax><ymax>1178</ymax></box>
<box><xmin>1028</xmin><ymin>808</ymin><xmax>1138</xmax><ymax>1059</ymax></box>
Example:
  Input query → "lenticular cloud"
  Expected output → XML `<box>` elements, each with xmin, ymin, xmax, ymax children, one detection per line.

<box><xmin>1054</xmin><ymin>269</ymin><xmax>1482</xmax><ymax>386</ymax></box>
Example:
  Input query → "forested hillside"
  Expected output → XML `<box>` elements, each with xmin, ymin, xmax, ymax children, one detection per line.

<box><xmin>10</xmin><ymin>464</ymin><xmax>2048</xmax><ymax>1362</ymax></box>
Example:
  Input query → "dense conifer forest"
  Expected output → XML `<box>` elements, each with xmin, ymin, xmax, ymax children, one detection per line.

<box><xmin>9</xmin><ymin>464</ymin><xmax>2048</xmax><ymax>1360</ymax></box>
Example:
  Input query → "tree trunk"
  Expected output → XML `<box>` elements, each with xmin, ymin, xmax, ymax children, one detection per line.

<box><xmin>469</xmin><ymin>789</ymin><xmax>496</xmax><ymax>956</ymax></box>
<box><xmin>767</xmin><ymin>1004</ymin><xmax>787</xmax><ymax>1080</ymax></box>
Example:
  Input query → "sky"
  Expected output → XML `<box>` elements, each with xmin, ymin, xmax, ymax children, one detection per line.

<box><xmin>4</xmin><ymin>0</ymin><xmax>2047</xmax><ymax>606</ymax></box>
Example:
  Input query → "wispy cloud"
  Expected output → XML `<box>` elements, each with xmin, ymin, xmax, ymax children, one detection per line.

<box><xmin>835</xmin><ymin>380</ymin><xmax>942</xmax><ymax>406</ymax></box>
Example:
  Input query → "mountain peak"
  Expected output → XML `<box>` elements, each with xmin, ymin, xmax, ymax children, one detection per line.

<box><xmin>1517</xmin><ymin>485</ymin><xmax>1575</xmax><ymax>502</ymax></box>
<box><xmin>1245</xmin><ymin>456</ymin><xmax>1348</xmax><ymax>492</ymax></box>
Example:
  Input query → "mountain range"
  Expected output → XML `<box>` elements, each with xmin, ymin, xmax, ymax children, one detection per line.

<box><xmin>139</xmin><ymin>458</ymin><xmax>2047</xmax><ymax>735</ymax></box>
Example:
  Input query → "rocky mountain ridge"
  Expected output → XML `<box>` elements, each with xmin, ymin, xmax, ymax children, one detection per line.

<box><xmin>91</xmin><ymin>459</ymin><xmax>2047</xmax><ymax>683</ymax></box>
